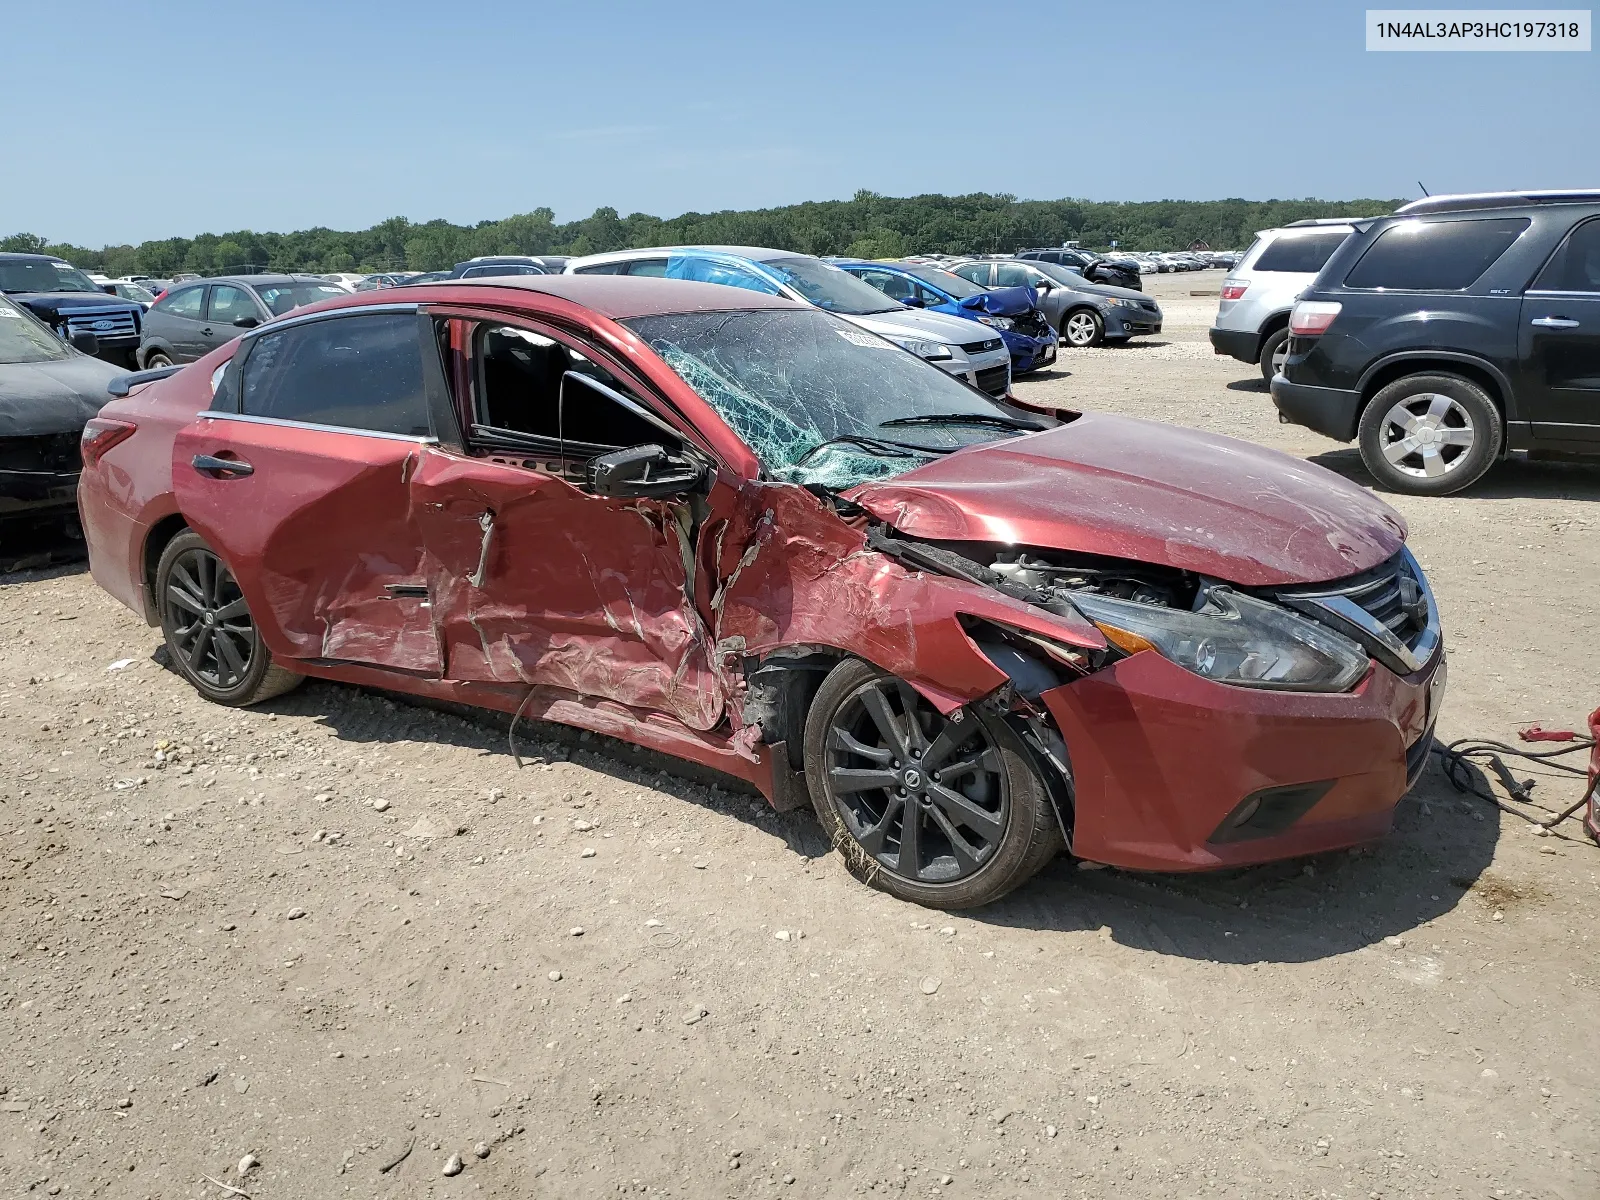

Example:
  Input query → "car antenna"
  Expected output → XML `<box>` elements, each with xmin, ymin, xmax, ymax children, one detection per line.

<box><xmin>1417</xmin><ymin>180</ymin><xmax>1430</xmax><ymax>196</ymax></box>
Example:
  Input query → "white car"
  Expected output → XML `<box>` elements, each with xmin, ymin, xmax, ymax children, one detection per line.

<box><xmin>566</xmin><ymin>247</ymin><xmax>1014</xmax><ymax>398</ymax></box>
<box><xmin>1208</xmin><ymin>219</ymin><xmax>1356</xmax><ymax>385</ymax></box>
<box><xmin>321</xmin><ymin>273</ymin><xmax>365</xmax><ymax>291</ymax></box>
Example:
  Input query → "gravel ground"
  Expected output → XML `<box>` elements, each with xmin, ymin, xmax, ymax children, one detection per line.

<box><xmin>1</xmin><ymin>270</ymin><xmax>1596</xmax><ymax>1199</ymax></box>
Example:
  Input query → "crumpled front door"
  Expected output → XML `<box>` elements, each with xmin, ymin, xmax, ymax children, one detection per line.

<box><xmin>410</xmin><ymin>447</ymin><xmax>724</xmax><ymax>731</ymax></box>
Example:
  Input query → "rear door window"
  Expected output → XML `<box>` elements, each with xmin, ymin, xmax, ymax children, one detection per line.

<box><xmin>156</xmin><ymin>286</ymin><xmax>206</xmax><ymax>319</ymax></box>
<box><xmin>239</xmin><ymin>312</ymin><xmax>431</xmax><ymax>436</ymax></box>
<box><xmin>1531</xmin><ymin>218</ymin><xmax>1600</xmax><ymax>293</ymax></box>
<box><xmin>994</xmin><ymin>264</ymin><xmax>1032</xmax><ymax>288</ymax></box>
<box><xmin>1251</xmin><ymin>231</ymin><xmax>1350</xmax><ymax>273</ymax></box>
<box><xmin>951</xmin><ymin>263</ymin><xmax>991</xmax><ymax>286</ymax></box>
<box><xmin>1343</xmin><ymin>218</ymin><xmax>1530</xmax><ymax>291</ymax></box>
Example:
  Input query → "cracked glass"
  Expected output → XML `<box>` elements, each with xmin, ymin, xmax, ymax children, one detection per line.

<box><xmin>625</xmin><ymin>309</ymin><xmax>1037</xmax><ymax>488</ymax></box>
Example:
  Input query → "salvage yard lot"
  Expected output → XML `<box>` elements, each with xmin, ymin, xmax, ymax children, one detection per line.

<box><xmin>1</xmin><ymin>272</ymin><xmax>1597</xmax><ymax>1198</ymax></box>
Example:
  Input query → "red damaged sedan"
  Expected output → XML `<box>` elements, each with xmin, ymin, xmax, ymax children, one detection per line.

<box><xmin>78</xmin><ymin>277</ymin><xmax>1445</xmax><ymax>908</ymax></box>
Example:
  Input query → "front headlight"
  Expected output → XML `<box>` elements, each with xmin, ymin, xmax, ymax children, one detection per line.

<box><xmin>1103</xmin><ymin>297</ymin><xmax>1140</xmax><ymax>308</ymax></box>
<box><xmin>890</xmin><ymin>337</ymin><xmax>954</xmax><ymax>361</ymax></box>
<box><xmin>1069</xmin><ymin>589</ymin><xmax>1369</xmax><ymax>692</ymax></box>
<box><xmin>977</xmin><ymin>316</ymin><xmax>1015</xmax><ymax>330</ymax></box>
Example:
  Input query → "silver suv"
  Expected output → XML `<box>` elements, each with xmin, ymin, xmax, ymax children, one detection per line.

<box><xmin>1208</xmin><ymin>219</ymin><xmax>1355</xmax><ymax>385</ymax></box>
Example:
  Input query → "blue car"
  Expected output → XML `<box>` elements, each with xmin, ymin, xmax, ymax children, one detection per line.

<box><xmin>831</xmin><ymin>260</ymin><xmax>1058</xmax><ymax>374</ymax></box>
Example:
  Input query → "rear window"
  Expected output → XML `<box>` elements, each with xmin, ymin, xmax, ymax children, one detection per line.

<box><xmin>1251</xmin><ymin>230</ymin><xmax>1350</xmax><ymax>273</ymax></box>
<box><xmin>1343</xmin><ymin>218</ymin><xmax>1530</xmax><ymax>291</ymax></box>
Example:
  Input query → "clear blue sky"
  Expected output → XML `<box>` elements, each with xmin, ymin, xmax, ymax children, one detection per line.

<box><xmin>3</xmin><ymin>0</ymin><xmax>1594</xmax><ymax>246</ymax></box>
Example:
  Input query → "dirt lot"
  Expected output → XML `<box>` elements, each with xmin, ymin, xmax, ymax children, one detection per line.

<box><xmin>2</xmin><ymin>270</ymin><xmax>1597</xmax><ymax>1199</ymax></box>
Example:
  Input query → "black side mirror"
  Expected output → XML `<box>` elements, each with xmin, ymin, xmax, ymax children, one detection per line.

<box><xmin>585</xmin><ymin>444</ymin><xmax>705</xmax><ymax>500</ymax></box>
<box><xmin>900</xmin><ymin>296</ymin><xmax>925</xmax><ymax>307</ymax></box>
<box><xmin>1033</xmin><ymin>278</ymin><xmax>1053</xmax><ymax>291</ymax></box>
<box><xmin>233</xmin><ymin>316</ymin><xmax>260</xmax><ymax>328</ymax></box>
<box><xmin>69</xmin><ymin>330</ymin><xmax>100</xmax><ymax>356</ymax></box>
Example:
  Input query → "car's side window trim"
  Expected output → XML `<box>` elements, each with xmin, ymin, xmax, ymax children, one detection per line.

<box><xmin>227</xmin><ymin>305</ymin><xmax>438</xmax><ymax>439</ymax></box>
<box><xmin>423</xmin><ymin>305</ymin><xmax>720</xmax><ymax>464</ymax></box>
<box><xmin>198</xmin><ymin>410</ymin><xmax>438</xmax><ymax>443</ymax></box>
<box><xmin>1525</xmin><ymin>215</ymin><xmax>1600</xmax><ymax>296</ymax></box>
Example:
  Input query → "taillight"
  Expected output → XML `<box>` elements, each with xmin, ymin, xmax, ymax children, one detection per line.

<box><xmin>1289</xmin><ymin>301</ymin><xmax>1343</xmax><ymax>337</ymax></box>
<box><xmin>81</xmin><ymin>418</ymin><xmax>137</xmax><ymax>467</ymax></box>
<box><xmin>1220</xmin><ymin>281</ymin><xmax>1248</xmax><ymax>301</ymax></box>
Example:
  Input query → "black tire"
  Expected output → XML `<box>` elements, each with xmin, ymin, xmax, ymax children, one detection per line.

<box><xmin>142</xmin><ymin>348</ymin><xmax>174</xmax><ymax>369</ymax></box>
<box><xmin>1356</xmin><ymin>373</ymin><xmax>1501</xmax><ymax>496</ymax></box>
<box><xmin>1258</xmin><ymin>326</ymin><xmax>1289</xmax><ymax>386</ymax></box>
<box><xmin>1060</xmin><ymin>308</ymin><xmax>1104</xmax><ymax>348</ymax></box>
<box><xmin>803</xmin><ymin>658</ymin><xmax>1063</xmax><ymax>909</ymax></box>
<box><xmin>155</xmin><ymin>530</ymin><xmax>302</xmax><ymax>706</ymax></box>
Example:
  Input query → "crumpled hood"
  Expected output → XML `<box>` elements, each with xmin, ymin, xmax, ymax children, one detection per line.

<box><xmin>844</xmin><ymin>413</ymin><xmax>1407</xmax><ymax>587</ymax></box>
<box><xmin>0</xmin><ymin>356</ymin><xmax>124</xmax><ymax>436</ymax></box>
<box><xmin>956</xmin><ymin>285</ymin><xmax>1038</xmax><ymax>318</ymax></box>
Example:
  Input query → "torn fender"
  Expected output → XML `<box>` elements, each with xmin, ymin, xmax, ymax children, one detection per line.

<box><xmin>709</xmin><ymin>481</ymin><xmax>1105</xmax><ymax>715</ymax></box>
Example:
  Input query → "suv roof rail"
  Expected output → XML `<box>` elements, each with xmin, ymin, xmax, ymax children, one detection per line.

<box><xmin>1281</xmin><ymin>217</ymin><xmax>1365</xmax><ymax>228</ymax></box>
<box><xmin>1396</xmin><ymin>189</ymin><xmax>1600</xmax><ymax>215</ymax></box>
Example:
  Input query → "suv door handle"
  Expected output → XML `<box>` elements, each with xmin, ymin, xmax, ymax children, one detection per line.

<box><xmin>1530</xmin><ymin>316</ymin><xmax>1580</xmax><ymax>329</ymax></box>
<box><xmin>191</xmin><ymin>453</ymin><xmax>254</xmax><ymax>478</ymax></box>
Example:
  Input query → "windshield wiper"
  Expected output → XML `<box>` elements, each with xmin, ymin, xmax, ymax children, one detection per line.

<box><xmin>792</xmin><ymin>434</ymin><xmax>954</xmax><ymax>467</ymax></box>
<box><xmin>879</xmin><ymin>412</ymin><xmax>1047</xmax><ymax>432</ymax></box>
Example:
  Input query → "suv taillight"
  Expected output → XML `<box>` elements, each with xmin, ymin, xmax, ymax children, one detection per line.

<box><xmin>81</xmin><ymin>418</ymin><xmax>137</xmax><ymax>467</ymax></box>
<box><xmin>1220</xmin><ymin>281</ymin><xmax>1248</xmax><ymax>300</ymax></box>
<box><xmin>1289</xmin><ymin>301</ymin><xmax>1343</xmax><ymax>337</ymax></box>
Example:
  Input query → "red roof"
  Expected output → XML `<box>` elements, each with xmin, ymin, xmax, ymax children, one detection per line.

<box><xmin>413</xmin><ymin>274</ymin><xmax>805</xmax><ymax>320</ymax></box>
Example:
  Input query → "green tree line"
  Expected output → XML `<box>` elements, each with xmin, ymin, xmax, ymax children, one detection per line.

<box><xmin>3</xmin><ymin>191</ymin><xmax>1402</xmax><ymax>278</ymax></box>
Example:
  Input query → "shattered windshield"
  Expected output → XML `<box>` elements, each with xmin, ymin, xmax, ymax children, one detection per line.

<box><xmin>762</xmin><ymin>257</ymin><xmax>906</xmax><ymax>316</ymax></box>
<box><xmin>0</xmin><ymin>296</ymin><xmax>70</xmax><ymax>363</ymax></box>
<box><xmin>626</xmin><ymin>309</ymin><xmax>1049</xmax><ymax>489</ymax></box>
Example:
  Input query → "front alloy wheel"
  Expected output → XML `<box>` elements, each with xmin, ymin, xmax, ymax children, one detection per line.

<box><xmin>1062</xmin><ymin>309</ymin><xmax>1104</xmax><ymax>348</ymax></box>
<box><xmin>803</xmin><ymin>659</ymin><xmax>1063</xmax><ymax>908</ymax></box>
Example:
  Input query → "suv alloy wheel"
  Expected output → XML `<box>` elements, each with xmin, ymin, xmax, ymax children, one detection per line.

<box><xmin>1356</xmin><ymin>373</ymin><xmax>1502</xmax><ymax>495</ymax></box>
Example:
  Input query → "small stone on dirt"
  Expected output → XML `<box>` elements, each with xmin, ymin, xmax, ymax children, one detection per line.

<box><xmin>580</xmin><ymin>848</ymin><xmax>596</xmax><ymax>858</ymax></box>
<box><xmin>372</xmin><ymin>798</ymin><xmax>390</xmax><ymax>812</ymax></box>
<box><xmin>683</xmin><ymin>1005</ymin><xmax>708</xmax><ymax>1026</ymax></box>
<box><xmin>442</xmin><ymin>1151</ymin><xmax>463</xmax><ymax>1176</ymax></box>
<box><xmin>570</xmin><ymin>926</ymin><xmax>584</xmax><ymax>936</ymax></box>
<box><xmin>238</xmin><ymin>1153</ymin><xmax>259</xmax><ymax>1175</ymax></box>
<box><xmin>920</xmin><ymin>976</ymin><xmax>940</xmax><ymax>995</ymax></box>
<box><xmin>473</xmin><ymin>1141</ymin><xmax>491</xmax><ymax>1159</ymax></box>
<box><xmin>548</xmin><ymin>970</ymin><xmax>562</xmax><ymax>981</ymax></box>
<box><xmin>286</xmin><ymin>907</ymin><xmax>306</xmax><ymax>920</ymax></box>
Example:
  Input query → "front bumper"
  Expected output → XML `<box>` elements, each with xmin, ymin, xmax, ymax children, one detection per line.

<box><xmin>1001</xmin><ymin>328</ymin><xmax>1057</xmax><ymax>373</ymax></box>
<box><xmin>1105</xmin><ymin>305</ymin><xmax>1162</xmax><ymax>339</ymax></box>
<box><xmin>1208</xmin><ymin>325</ymin><xmax>1259</xmax><ymax>363</ymax></box>
<box><xmin>1041</xmin><ymin>646</ymin><xmax>1444</xmax><ymax>871</ymax></box>
<box><xmin>0</xmin><ymin>469</ymin><xmax>80</xmax><ymax>518</ymax></box>
<box><xmin>1270</xmin><ymin>375</ymin><xmax>1362</xmax><ymax>442</ymax></box>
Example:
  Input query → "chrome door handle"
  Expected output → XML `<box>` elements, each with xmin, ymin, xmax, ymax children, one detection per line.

<box><xmin>191</xmin><ymin>453</ymin><xmax>253</xmax><ymax>477</ymax></box>
<box><xmin>1530</xmin><ymin>316</ymin><xmax>1580</xmax><ymax>329</ymax></box>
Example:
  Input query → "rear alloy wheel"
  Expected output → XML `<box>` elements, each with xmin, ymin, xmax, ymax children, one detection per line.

<box><xmin>143</xmin><ymin>350</ymin><xmax>174</xmax><ymax>369</ymax></box>
<box><xmin>156</xmin><ymin>530</ymin><xmax>302</xmax><ymax>706</ymax></box>
<box><xmin>1356</xmin><ymin>373</ymin><xmax>1501</xmax><ymax>495</ymax></box>
<box><xmin>1258</xmin><ymin>326</ymin><xmax>1289</xmax><ymax>386</ymax></box>
<box><xmin>1061</xmin><ymin>308</ymin><xmax>1104</xmax><ymax>348</ymax></box>
<box><xmin>803</xmin><ymin>659</ymin><xmax>1063</xmax><ymax>909</ymax></box>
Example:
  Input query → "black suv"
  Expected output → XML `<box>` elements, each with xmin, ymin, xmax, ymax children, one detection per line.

<box><xmin>0</xmin><ymin>253</ymin><xmax>145</xmax><ymax>368</ymax></box>
<box><xmin>1271</xmin><ymin>191</ymin><xmax>1600</xmax><ymax>494</ymax></box>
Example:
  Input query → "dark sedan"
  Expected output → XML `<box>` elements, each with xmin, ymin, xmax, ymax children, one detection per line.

<box><xmin>0</xmin><ymin>294</ymin><xmax>125</xmax><ymax>528</ymax></box>
<box><xmin>137</xmin><ymin>275</ymin><xmax>350</xmax><ymax>367</ymax></box>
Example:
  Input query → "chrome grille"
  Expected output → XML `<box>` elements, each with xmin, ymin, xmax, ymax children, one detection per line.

<box><xmin>1271</xmin><ymin>548</ymin><xmax>1440</xmax><ymax>676</ymax></box>
<box><xmin>63</xmin><ymin>307</ymin><xmax>138</xmax><ymax>341</ymax></box>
